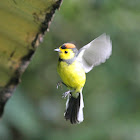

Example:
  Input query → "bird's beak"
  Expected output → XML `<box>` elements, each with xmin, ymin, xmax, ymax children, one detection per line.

<box><xmin>54</xmin><ymin>48</ymin><xmax>61</xmax><ymax>52</ymax></box>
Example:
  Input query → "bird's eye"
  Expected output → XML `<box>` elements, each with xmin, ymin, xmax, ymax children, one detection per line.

<box><xmin>65</xmin><ymin>51</ymin><xmax>68</xmax><ymax>54</ymax></box>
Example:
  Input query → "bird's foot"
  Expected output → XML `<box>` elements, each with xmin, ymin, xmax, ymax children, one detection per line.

<box><xmin>56</xmin><ymin>81</ymin><xmax>63</xmax><ymax>89</ymax></box>
<box><xmin>62</xmin><ymin>90</ymin><xmax>71</xmax><ymax>98</ymax></box>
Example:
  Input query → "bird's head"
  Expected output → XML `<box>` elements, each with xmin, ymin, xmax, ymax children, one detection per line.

<box><xmin>54</xmin><ymin>43</ymin><xmax>78</xmax><ymax>60</ymax></box>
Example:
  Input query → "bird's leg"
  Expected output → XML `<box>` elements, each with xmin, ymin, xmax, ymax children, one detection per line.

<box><xmin>56</xmin><ymin>81</ymin><xmax>67</xmax><ymax>89</ymax></box>
<box><xmin>62</xmin><ymin>90</ymin><xmax>71</xmax><ymax>98</ymax></box>
<box><xmin>56</xmin><ymin>81</ymin><xmax>63</xmax><ymax>89</ymax></box>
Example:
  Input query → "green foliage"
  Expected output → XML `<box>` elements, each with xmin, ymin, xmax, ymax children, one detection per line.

<box><xmin>1</xmin><ymin>0</ymin><xmax>140</xmax><ymax>140</ymax></box>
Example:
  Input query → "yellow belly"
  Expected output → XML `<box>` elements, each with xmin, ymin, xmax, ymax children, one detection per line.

<box><xmin>57</xmin><ymin>60</ymin><xmax>86</xmax><ymax>91</ymax></box>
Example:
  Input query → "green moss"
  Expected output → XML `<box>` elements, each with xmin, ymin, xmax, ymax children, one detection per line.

<box><xmin>0</xmin><ymin>0</ymin><xmax>60</xmax><ymax>87</ymax></box>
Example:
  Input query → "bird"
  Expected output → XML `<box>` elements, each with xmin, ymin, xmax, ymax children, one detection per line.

<box><xmin>54</xmin><ymin>34</ymin><xmax>112</xmax><ymax>124</ymax></box>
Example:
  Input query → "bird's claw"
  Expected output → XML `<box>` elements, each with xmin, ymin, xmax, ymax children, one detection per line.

<box><xmin>62</xmin><ymin>91</ymin><xmax>71</xmax><ymax>98</ymax></box>
<box><xmin>56</xmin><ymin>81</ymin><xmax>63</xmax><ymax>89</ymax></box>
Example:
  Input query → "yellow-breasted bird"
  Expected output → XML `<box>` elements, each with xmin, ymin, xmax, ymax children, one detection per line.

<box><xmin>54</xmin><ymin>34</ymin><xmax>112</xmax><ymax>124</ymax></box>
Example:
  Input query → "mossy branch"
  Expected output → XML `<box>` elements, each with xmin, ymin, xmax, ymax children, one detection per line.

<box><xmin>0</xmin><ymin>0</ymin><xmax>62</xmax><ymax>117</ymax></box>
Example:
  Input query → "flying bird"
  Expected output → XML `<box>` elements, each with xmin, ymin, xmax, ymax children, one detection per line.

<box><xmin>54</xmin><ymin>34</ymin><xmax>112</xmax><ymax>124</ymax></box>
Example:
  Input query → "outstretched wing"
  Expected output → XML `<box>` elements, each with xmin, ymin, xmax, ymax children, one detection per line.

<box><xmin>76</xmin><ymin>34</ymin><xmax>112</xmax><ymax>73</ymax></box>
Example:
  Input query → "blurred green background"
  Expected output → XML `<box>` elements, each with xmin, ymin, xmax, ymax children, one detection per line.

<box><xmin>1</xmin><ymin>0</ymin><xmax>140</xmax><ymax>140</ymax></box>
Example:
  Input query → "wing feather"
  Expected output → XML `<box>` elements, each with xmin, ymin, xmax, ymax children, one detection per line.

<box><xmin>77</xmin><ymin>34</ymin><xmax>112</xmax><ymax>73</ymax></box>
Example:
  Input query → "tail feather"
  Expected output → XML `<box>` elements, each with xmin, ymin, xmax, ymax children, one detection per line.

<box><xmin>77</xmin><ymin>92</ymin><xmax>84</xmax><ymax>122</ymax></box>
<box><xmin>64</xmin><ymin>92</ymin><xmax>84</xmax><ymax>124</ymax></box>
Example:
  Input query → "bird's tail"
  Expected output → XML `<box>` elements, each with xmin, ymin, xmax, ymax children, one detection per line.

<box><xmin>64</xmin><ymin>92</ymin><xmax>84</xmax><ymax>124</ymax></box>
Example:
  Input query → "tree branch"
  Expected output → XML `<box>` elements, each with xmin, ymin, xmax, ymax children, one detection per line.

<box><xmin>0</xmin><ymin>0</ymin><xmax>62</xmax><ymax>117</ymax></box>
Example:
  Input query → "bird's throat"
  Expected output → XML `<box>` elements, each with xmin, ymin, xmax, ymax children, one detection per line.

<box><xmin>59</xmin><ymin>57</ymin><xmax>76</xmax><ymax>65</ymax></box>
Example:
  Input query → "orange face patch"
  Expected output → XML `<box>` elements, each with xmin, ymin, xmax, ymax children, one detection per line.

<box><xmin>64</xmin><ymin>43</ymin><xmax>76</xmax><ymax>49</ymax></box>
